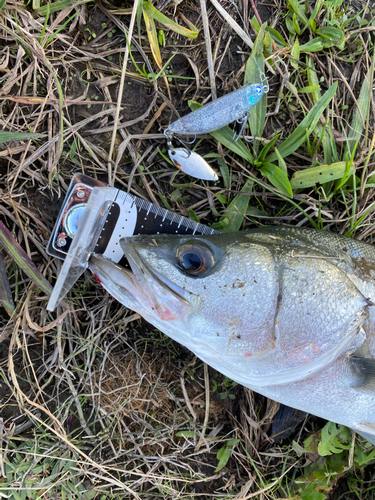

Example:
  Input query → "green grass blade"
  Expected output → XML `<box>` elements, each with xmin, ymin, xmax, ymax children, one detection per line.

<box><xmin>210</xmin><ymin>127</ymin><xmax>254</xmax><ymax>162</ymax></box>
<box><xmin>247</xmin><ymin>175</ymin><xmax>318</xmax><ymax>228</ymax></box>
<box><xmin>144</xmin><ymin>0</ymin><xmax>198</xmax><ymax>38</ymax></box>
<box><xmin>266</xmin><ymin>81</ymin><xmax>338</xmax><ymax>162</ymax></box>
<box><xmin>290</xmin><ymin>161</ymin><xmax>353</xmax><ymax>189</ymax></box>
<box><xmin>0</xmin><ymin>131</ymin><xmax>45</xmax><ymax>143</ymax></box>
<box><xmin>306</xmin><ymin>55</ymin><xmax>321</xmax><ymax>104</ymax></box>
<box><xmin>0</xmin><ymin>252</ymin><xmax>15</xmax><ymax>317</ymax></box>
<box><xmin>0</xmin><ymin>221</ymin><xmax>63</xmax><ymax>305</ymax></box>
<box><xmin>344</xmin><ymin>57</ymin><xmax>374</xmax><ymax>158</ymax></box>
<box><xmin>38</xmin><ymin>2</ymin><xmax>49</xmax><ymax>45</ymax></box>
<box><xmin>306</xmin><ymin>55</ymin><xmax>332</xmax><ymax>165</ymax></box>
<box><xmin>45</xmin><ymin>12</ymin><xmax>77</xmax><ymax>47</ymax></box>
<box><xmin>34</xmin><ymin>0</ymin><xmax>91</xmax><ymax>15</ymax></box>
<box><xmin>143</xmin><ymin>7</ymin><xmax>162</xmax><ymax>69</ymax></box>
<box><xmin>245</xmin><ymin>24</ymin><xmax>267</xmax><ymax>154</ymax></box>
<box><xmin>221</xmin><ymin>179</ymin><xmax>254</xmax><ymax>232</ymax></box>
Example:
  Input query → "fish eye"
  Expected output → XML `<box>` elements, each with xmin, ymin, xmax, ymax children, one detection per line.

<box><xmin>176</xmin><ymin>244</ymin><xmax>214</xmax><ymax>276</ymax></box>
<box><xmin>256</xmin><ymin>85</ymin><xmax>262</xmax><ymax>94</ymax></box>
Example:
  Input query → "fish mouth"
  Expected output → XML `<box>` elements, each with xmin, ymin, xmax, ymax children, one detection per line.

<box><xmin>122</xmin><ymin>241</ymin><xmax>187</xmax><ymax>300</ymax></box>
<box><xmin>117</xmin><ymin>237</ymin><xmax>193</xmax><ymax>321</ymax></box>
<box><xmin>89</xmin><ymin>238</ymin><xmax>194</xmax><ymax>322</ymax></box>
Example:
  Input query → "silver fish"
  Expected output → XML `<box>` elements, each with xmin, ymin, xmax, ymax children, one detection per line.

<box><xmin>88</xmin><ymin>226</ymin><xmax>375</xmax><ymax>444</ymax></box>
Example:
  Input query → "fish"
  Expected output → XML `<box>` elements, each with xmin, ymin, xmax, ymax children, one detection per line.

<box><xmin>88</xmin><ymin>226</ymin><xmax>375</xmax><ymax>444</ymax></box>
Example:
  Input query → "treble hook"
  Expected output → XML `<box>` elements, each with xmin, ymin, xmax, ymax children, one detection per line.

<box><xmin>233</xmin><ymin>111</ymin><xmax>253</xmax><ymax>143</ymax></box>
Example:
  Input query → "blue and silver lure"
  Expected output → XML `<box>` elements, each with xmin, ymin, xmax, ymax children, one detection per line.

<box><xmin>165</xmin><ymin>75</ymin><xmax>269</xmax><ymax>181</ymax></box>
<box><xmin>166</xmin><ymin>81</ymin><xmax>268</xmax><ymax>138</ymax></box>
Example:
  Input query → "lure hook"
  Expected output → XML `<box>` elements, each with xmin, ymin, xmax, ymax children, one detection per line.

<box><xmin>233</xmin><ymin>111</ymin><xmax>253</xmax><ymax>143</ymax></box>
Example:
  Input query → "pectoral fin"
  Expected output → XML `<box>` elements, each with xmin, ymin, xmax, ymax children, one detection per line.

<box><xmin>349</xmin><ymin>356</ymin><xmax>375</xmax><ymax>390</ymax></box>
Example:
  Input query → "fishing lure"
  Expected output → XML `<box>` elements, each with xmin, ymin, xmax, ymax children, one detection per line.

<box><xmin>164</xmin><ymin>74</ymin><xmax>269</xmax><ymax>181</ymax></box>
<box><xmin>168</xmin><ymin>148</ymin><xmax>218</xmax><ymax>181</ymax></box>
<box><xmin>165</xmin><ymin>131</ymin><xmax>218</xmax><ymax>181</ymax></box>
<box><xmin>166</xmin><ymin>74</ymin><xmax>269</xmax><ymax>140</ymax></box>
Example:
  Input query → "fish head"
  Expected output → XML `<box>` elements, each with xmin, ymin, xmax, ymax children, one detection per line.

<box><xmin>89</xmin><ymin>232</ymin><xmax>278</xmax><ymax>361</ymax></box>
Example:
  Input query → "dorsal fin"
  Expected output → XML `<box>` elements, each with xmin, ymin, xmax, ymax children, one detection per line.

<box><xmin>349</xmin><ymin>356</ymin><xmax>375</xmax><ymax>390</ymax></box>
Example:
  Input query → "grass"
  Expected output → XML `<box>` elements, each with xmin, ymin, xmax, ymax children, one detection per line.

<box><xmin>0</xmin><ymin>0</ymin><xmax>375</xmax><ymax>498</ymax></box>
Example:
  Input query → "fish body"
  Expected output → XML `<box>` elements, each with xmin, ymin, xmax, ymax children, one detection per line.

<box><xmin>89</xmin><ymin>226</ymin><xmax>375</xmax><ymax>441</ymax></box>
<box><xmin>167</xmin><ymin>83</ymin><xmax>264</xmax><ymax>136</ymax></box>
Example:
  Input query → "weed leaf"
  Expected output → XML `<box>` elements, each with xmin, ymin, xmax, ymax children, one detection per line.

<box><xmin>266</xmin><ymin>81</ymin><xmax>338</xmax><ymax>162</ymax></box>
<box><xmin>266</xmin><ymin>26</ymin><xmax>287</xmax><ymax>47</ymax></box>
<box><xmin>290</xmin><ymin>161</ymin><xmax>353</xmax><ymax>189</ymax></box>
<box><xmin>300</xmin><ymin>38</ymin><xmax>324</xmax><ymax>52</ymax></box>
<box><xmin>318</xmin><ymin>422</ymin><xmax>351</xmax><ymax>456</ymax></box>
<box><xmin>215</xmin><ymin>439</ymin><xmax>240</xmax><ymax>472</ymax></box>
<box><xmin>260</xmin><ymin>163</ymin><xmax>293</xmax><ymax>197</ymax></box>
<box><xmin>221</xmin><ymin>179</ymin><xmax>254</xmax><ymax>232</ymax></box>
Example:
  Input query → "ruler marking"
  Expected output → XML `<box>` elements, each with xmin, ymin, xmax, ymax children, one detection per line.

<box><xmin>53</xmin><ymin>178</ymin><xmax>221</xmax><ymax>265</ymax></box>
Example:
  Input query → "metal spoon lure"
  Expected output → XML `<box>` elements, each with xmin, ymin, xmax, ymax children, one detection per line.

<box><xmin>165</xmin><ymin>133</ymin><xmax>218</xmax><ymax>181</ymax></box>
